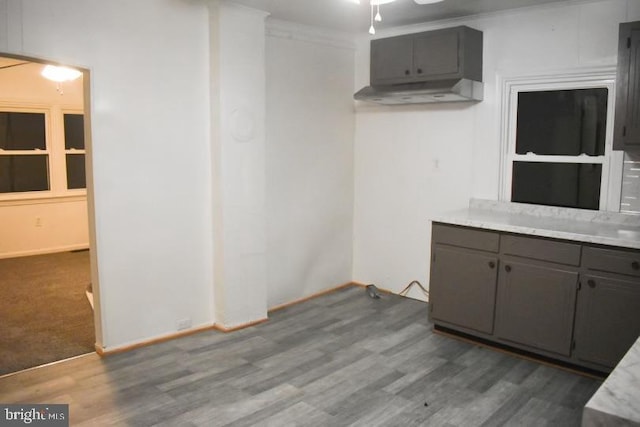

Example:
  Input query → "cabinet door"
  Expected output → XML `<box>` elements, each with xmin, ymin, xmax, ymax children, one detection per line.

<box><xmin>370</xmin><ymin>36</ymin><xmax>414</xmax><ymax>85</ymax></box>
<box><xmin>413</xmin><ymin>30</ymin><xmax>460</xmax><ymax>79</ymax></box>
<box><xmin>614</xmin><ymin>22</ymin><xmax>640</xmax><ymax>150</ymax></box>
<box><xmin>495</xmin><ymin>260</ymin><xmax>578</xmax><ymax>356</ymax></box>
<box><xmin>574</xmin><ymin>275</ymin><xmax>640</xmax><ymax>368</ymax></box>
<box><xmin>430</xmin><ymin>246</ymin><xmax>498</xmax><ymax>334</ymax></box>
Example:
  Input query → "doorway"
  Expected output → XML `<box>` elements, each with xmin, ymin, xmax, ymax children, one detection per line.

<box><xmin>0</xmin><ymin>55</ymin><xmax>98</xmax><ymax>375</ymax></box>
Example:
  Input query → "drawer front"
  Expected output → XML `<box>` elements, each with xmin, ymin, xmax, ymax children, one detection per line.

<box><xmin>583</xmin><ymin>246</ymin><xmax>640</xmax><ymax>277</ymax></box>
<box><xmin>432</xmin><ymin>223</ymin><xmax>499</xmax><ymax>252</ymax></box>
<box><xmin>501</xmin><ymin>235</ymin><xmax>581</xmax><ymax>266</ymax></box>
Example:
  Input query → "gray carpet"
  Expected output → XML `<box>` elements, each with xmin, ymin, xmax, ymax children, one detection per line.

<box><xmin>0</xmin><ymin>251</ymin><xmax>94</xmax><ymax>376</ymax></box>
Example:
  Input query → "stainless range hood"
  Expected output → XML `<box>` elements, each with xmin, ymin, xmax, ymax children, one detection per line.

<box><xmin>354</xmin><ymin>78</ymin><xmax>483</xmax><ymax>105</ymax></box>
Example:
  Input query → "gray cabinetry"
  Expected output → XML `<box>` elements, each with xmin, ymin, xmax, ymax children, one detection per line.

<box><xmin>573</xmin><ymin>245</ymin><xmax>640</xmax><ymax>368</ymax></box>
<box><xmin>614</xmin><ymin>21</ymin><xmax>640</xmax><ymax>150</ymax></box>
<box><xmin>494</xmin><ymin>259</ymin><xmax>578</xmax><ymax>356</ymax></box>
<box><xmin>370</xmin><ymin>26</ymin><xmax>482</xmax><ymax>86</ymax></box>
<box><xmin>370</xmin><ymin>36</ymin><xmax>414</xmax><ymax>84</ymax></box>
<box><xmin>430</xmin><ymin>246</ymin><xmax>498</xmax><ymax>334</ymax></box>
<box><xmin>429</xmin><ymin>222</ymin><xmax>640</xmax><ymax>372</ymax></box>
<box><xmin>574</xmin><ymin>274</ymin><xmax>640</xmax><ymax>368</ymax></box>
<box><xmin>430</xmin><ymin>224</ymin><xmax>499</xmax><ymax>334</ymax></box>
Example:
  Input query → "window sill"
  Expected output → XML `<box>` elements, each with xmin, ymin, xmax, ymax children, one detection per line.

<box><xmin>0</xmin><ymin>192</ymin><xmax>87</xmax><ymax>207</ymax></box>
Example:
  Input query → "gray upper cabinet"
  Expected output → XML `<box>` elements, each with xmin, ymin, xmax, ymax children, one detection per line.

<box><xmin>370</xmin><ymin>26</ymin><xmax>482</xmax><ymax>86</ymax></box>
<box><xmin>614</xmin><ymin>21</ymin><xmax>640</xmax><ymax>150</ymax></box>
<box><xmin>370</xmin><ymin>36</ymin><xmax>414</xmax><ymax>83</ymax></box>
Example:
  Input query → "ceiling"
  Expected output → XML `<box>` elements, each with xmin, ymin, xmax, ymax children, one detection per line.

<box><xmin>230</xmin><ymin>0</ymin><xmax>580</xmax><ymax>33</ymax></box>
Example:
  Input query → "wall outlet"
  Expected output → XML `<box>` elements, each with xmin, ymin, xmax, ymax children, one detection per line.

<box><xmin>35</xmin><ymin>217</ymin><xmax>43</xmax><ymax>227</ymax></box>
<box><xmin>176</xmin><ymin>318</ymin><xmax>192</xmax><ymax>331</ymax></box>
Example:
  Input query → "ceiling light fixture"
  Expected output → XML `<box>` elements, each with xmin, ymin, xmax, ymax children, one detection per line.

<box><xmin>350</xmin><ymin>0</ymin><xmax>445</xmax><ymax>35</ymax></box>
<box><xmin>41</xmin><ymin>65</ymin><xmax>82</xmax><ymax>83</ymax></box>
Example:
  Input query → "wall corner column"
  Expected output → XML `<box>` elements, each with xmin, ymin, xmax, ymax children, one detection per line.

<box><xmin>208</xmin><ymin>0</ymin><xmax>270</xmax><ymax>328</ymax></box>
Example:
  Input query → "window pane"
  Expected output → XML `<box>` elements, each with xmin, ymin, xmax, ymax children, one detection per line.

<box><xmin>66</xmin><ymin>154</ymin><xmax>86</xmax><ymax>189</ymax></box>
<box><xmin>516</xmin><ymin>89</ymin><xmax>607</xmax><ymax>156</ymax></box>
<box><xmin>0</xmin><ymin>112</ymin><xmax>46</xmax><ymax>150</ymax></box>
<box><xmin>64</xmin><ymin>114</ymin><xmax>85</xmax><ymax>150</ymax></box>
<box><xmin>0</xmin><ymin>155</ymin><xmax>49</xmax><ymax>193</ymax></box>
<box><xmin>512</xmin><ymin>162</ymin><xmax>601</xmax><ymax>210</ymax></box>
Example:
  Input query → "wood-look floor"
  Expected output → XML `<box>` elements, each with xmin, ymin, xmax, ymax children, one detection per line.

<box><xmin>0</xmin><ymin>286</ymin><xmax>602</xmax><ymax>426</ymax></box>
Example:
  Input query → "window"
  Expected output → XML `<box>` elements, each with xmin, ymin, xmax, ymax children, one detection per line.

<box><xmin>0</xmin><ymin>107</ymin><xmax>86</xmax><ymax>200</ymax></box>
<box><xmin>63</xmin><ymin>113</ymin><xmax>86</xmax><ymax>189</ymax></box>
<box><xmin>500</xmin><ymin>72</ymin><xmax>622</xmax><ymax>211</ymax></box>
<box><xmin>0</xmin><ymin>111</ymin><xmax>50</xmax><ymax>193</ymax></box>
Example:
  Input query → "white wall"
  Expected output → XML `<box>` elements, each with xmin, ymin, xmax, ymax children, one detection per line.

<box><xmin>0</xmin><ymin>61</ymin><xmax>88</xmax><ymax>258</ymax></box>
<box><xmin>1</xmin><ymin>0</ymin><xmax>213</xmax><ymax>349</ymax></box>
<box><xmin>353</xmin><ymin>0</ymin><xmax>640</xmax><ymax>299</ymax></box>
<box><xmin>265</xmin><ymin>21</ymin><xmax>356</xmax><ymax>308</ymax></box>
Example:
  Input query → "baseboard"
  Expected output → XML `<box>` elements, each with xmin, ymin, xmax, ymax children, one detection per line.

<box><xmin>350</xmin><ymin>280</ymin><xmax>396</xmax><ymax>295</ymax></box>
<box><xmin>212</xmin><ymin>318</ymin><xmax>269</xmax><ymax>333</ymax></box>
<box><xmin>0</xmin><ymin>244</ymin><xmax>90</xmax><ymax>260</ymax></box>
<box><xmin>268</xmin><ymin>282</ymin><xmax>356</xmax><ymax>313</ymax></box>
<box><xmin>95</xmin><ymin>324</ymin><xmax>218</xmax><ymax>356</ymax></box>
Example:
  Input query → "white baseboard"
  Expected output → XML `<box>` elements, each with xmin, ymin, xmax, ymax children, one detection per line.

<box><xmin>0</xmin><ymin>244</ymin><xmax>90</xmax><ymax>259</ymax></box>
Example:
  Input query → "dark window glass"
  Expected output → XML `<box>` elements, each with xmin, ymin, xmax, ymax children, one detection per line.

<box><xmin>0</xmin><ymin>112</ymin><xmax>46</xmax><ymax>150</ymax></box>
<box><xmin>516</xmin><ymin>89</ymin><xmax>608</xmax><ymax>156</ymax></box>
<box><xmin>512</xmin><ymin>162</ymin><xmax>602</xmax><ymax>210</ymax></box>
<box><xmin>64</xmin><ymin>114</ymin><xmax>84</xmax><ymax>150</ymax></box>
<box><xmin>66</xmin><ymin>154</ymin><xmax>86</xmax><ymax>189</ymax></box>
<box><xmin>0</xmin><ymin>155</ymin><xmax>49</xmax><ymax>193</ymax></box>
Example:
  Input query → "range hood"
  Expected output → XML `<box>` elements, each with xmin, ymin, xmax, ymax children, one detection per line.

<box><xmin>354</xmin><ymin>78</ymin><xmax>483</xmax><ymax>105</ymax></box>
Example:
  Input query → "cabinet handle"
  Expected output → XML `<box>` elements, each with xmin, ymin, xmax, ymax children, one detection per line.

<box><xmin>405</xmin><ymin>70</ymin><xmax>410</xmax><ymax>75</ymax></box>
<box><xmin>588</xmin><ymin>279</ymin><xmax>596</xmax><ymax>288</ymax></box>
<box><xmin>632</xmin><ymin>261</ymin><xmax>639</xmax><ymax>270</ymax></box>
<box><xmin>417</xmin><ymin>68</ymin><xmax>423</xmax><ymax>74</ymax></box>
<box><xmin>488</xmin><ymin>261</ymin><xmax>495</xmax><ymax>269</ymax></box>
<box><xmin>505</xmin><ymin>265</ymin><xmax>511</xmax><ymax>273</ymax></box>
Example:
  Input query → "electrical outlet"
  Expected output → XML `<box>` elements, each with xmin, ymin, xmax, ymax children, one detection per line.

<box><xmin>176</xmin><ymin>318</ymin><xmax>191</xmax><ymax>331</ymax></box>
<box><xmin>35</xmin><ymin>217</ymin><xmax>43</xmax><ymax>227</ymax></box>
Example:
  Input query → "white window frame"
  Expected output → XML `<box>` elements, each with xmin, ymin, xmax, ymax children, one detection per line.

<box><xmin>498</xmin><ymin>68</ymin><xmax>623</xmax><ymax>211</ymax></box>
<box><xmin>61</xmin><ymin>108</ymin><xmax>87</xmax><ymax>193</ymax></box>
<box><xmin>0</xmin><ymin>102</ymin><xmax>87</xmax><ymax>202</ymax></box>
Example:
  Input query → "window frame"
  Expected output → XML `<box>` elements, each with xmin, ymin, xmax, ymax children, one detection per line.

<box><xmin>61</xmin><ymin>109</ymin><xmax>87</xmax><ymax>191</ymax></box>
<box><xmin>0</xmin><ymin>102</ymin><xmax>86</xmax><ymax>202</ymax></box>
<box><xmin>499</xmin><ymin>69</ymin><xmax>623</xmax><ymax>211</ymax></box>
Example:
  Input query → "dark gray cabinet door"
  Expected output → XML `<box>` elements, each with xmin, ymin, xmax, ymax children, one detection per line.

<box><xmin>430</xmin><ymin>246</ymin><xmax>498</xmax><ymax>334</ymax></box>
<box><xmin>413</xmin><ymin>31</ymin><xmax>459</xmax><ymax>79</ymax></box>
<box><xmin>574</xmin><ymin>274</ymin><xmax>640</xmax><ymax>368</ymax></box>
<box><xmin>494</xmin><ymin>260</ymin><xmax>578</xmax><ymax>356</ymax></box>
<box><xmin>614</xmin><ymin>21</ymin><xmax>640</xmax><ymax>150</ymax></box>
<box><xmin>370</xmin><ymin>35</ymin><xmax>414</xmax><ymax>85</ymax></box>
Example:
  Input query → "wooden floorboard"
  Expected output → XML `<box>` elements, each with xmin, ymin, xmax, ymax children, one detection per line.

<box><xmin>0</xmin><ymin>286</ymin><xmax>602</xmax><ymax>426</ymax></box>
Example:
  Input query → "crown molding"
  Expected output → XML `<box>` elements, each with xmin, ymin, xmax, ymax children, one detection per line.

<box><xmin>266</xmin><ymin>18</ymin><xmax>356</xmax><ymax>50</ymax></box>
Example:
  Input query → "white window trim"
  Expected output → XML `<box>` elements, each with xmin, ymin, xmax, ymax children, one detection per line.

<box><xmin>0</xmin><ymin>102</ymin><xmax>87</xmax><ymax>203</ymax></box>
<box><xmin>498</xmin><ymin>68</ymin><xmax>623</xmax><ymax>212</ymax></box>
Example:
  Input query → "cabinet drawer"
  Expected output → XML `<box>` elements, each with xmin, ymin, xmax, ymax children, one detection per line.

<box><xmin>432</xmin><ymin>223</ymin><xmax>499</xmax><ymax>252</ymax></box>
<box><xmin>501</xmin><ymin>235</ymin><xmax>581</xmax><ymax>266</ymax></box>
<box><xmin>583</xmin><ymin>246</ymin><xmax>640</xmax><ymax>277</ymax></box>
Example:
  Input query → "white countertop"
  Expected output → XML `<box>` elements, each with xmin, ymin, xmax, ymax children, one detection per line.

<box><xmin>582</xmin><ymin>336</ymin><xmax>640</xmax><ymax>426</ymax></box>
<box><xmin>431</xmin><ymin>199</ymin><xmax>640</xmax><ymax>249</ymax></box>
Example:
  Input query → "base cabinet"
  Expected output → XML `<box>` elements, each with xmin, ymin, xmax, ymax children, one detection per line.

<box><xmin>494</xmin><ymin>260</ymin><xmax>578</xmax><ymax>356</ymax></box>
<box><xmin>430</xmin><ymin>222</ymin><xmax>640</xmax><ymax>372</ymax></box>
<box><xmin>430</xmin><ymin>246</ymin><xmax>498</xmax><ymax>334</ymax></box>
<box><xmin>574</xmin><ymin>274</ymin><xmax>640</xmax><ymax>367</ymax></box>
